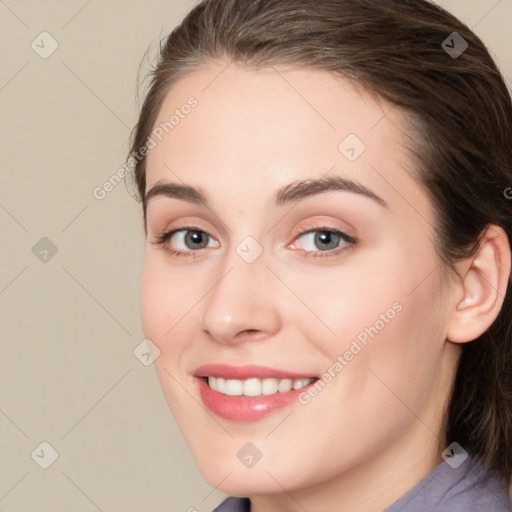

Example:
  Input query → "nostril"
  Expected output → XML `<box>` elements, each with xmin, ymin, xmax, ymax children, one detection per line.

<box><xmin>246</xmin><ymin>330</ymin><xmax>266</xmax><ymax>338</ymax></box>
<box><xmin>235</xmin><ymin>329</ymin><xmax>266</xmax><ymax>340</ymax></box>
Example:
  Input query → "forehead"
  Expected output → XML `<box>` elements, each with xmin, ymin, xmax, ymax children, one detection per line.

<box><xmin>144</xmin><ymin>61</ymin><xmax>429</xmax><ymax>219</ymax></box>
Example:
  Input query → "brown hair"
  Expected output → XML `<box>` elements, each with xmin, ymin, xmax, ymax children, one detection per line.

<box><xmin>128</xmin><ymin>0</ymin><xmax>512</xmax><ymax>487</ymax></box>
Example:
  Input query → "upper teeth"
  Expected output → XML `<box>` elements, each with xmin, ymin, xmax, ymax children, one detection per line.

<box><xmin>207</xmin><ymin>376</ymin><xmax>315</xmax><ymax>396</ymax></box>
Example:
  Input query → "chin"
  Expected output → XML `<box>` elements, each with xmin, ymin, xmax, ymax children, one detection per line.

<box><xmin>198</xmin><ymin>463</ymin><xmax>292</xmax><ymax>496</ymax></box>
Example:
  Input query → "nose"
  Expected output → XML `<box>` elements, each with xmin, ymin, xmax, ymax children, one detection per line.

<box><xmin>199</xmin><ymin>248</ymin><xmax>281</xmax><ymax>345</ymax></box>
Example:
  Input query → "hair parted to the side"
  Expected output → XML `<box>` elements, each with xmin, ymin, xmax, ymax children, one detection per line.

<box><xmin>128</xmin><ymin>0</ymin><xmax>512</xmax><ymax>487</ymax></box>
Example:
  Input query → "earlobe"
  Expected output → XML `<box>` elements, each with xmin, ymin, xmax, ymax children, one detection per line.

<box><xmin>447</xmin><ymin>225</ymin><xmax>511</xmax><ymax>344</ymax></box>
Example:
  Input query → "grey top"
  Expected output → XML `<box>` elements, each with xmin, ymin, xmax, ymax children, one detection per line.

<box><xmin>212</xmin><ymin>451</ymin><xmax>511</xmax><ymax>511</ymax></box>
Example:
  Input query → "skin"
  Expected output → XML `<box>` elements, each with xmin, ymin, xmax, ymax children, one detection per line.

<box><xmin>139</xmin><ymin>61</ymin><xmax>510</xmax><ymax>512</ymax></box>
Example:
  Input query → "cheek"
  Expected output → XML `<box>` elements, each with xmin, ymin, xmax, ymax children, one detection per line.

<box><xmin>140</xmin><ymin>253</ymin><xmax>200</xmax><ymax>350</ymax></box>
<box><xmin>313</xmin><ymin>246</ymin><xmax>442</xmax><ymax>351</ymax></box>
<box><xmin>140</xmin><ymin>255</ymin><xmax>200</xmax><ymax>420</ymax></box>
<box><xmin>140</xmin><ymin>266</ymin><xmax>169</xmax><ymax>343</ymax></box>
<box><xmin>282</xmin><ymin>247</ymin><xmax>446</xmax><ymax>402</ymax></box>
<box><xmin>276</xmin><ymin>257</ymin><xmax>411</xmax><ymax>354</ymax></box>
<box><xmin>338</xmin><ymin>274</ymin><xmax>445</xmax><ymax>419</ymax></box>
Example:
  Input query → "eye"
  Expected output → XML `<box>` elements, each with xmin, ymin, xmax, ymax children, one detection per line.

<box><xmin>170</xmin><ymin>229</ymin><xmax>217</xmax><ymax>250</ymax></box>
<box><xmin>150</xmin><ymin>224</ymin><xmax>357</xmax><ymax>260</ymax></box>
<box><xmin>290</xmin><ymin>225</ymin><xmax>357</xmax><ymax>259</ymax></box>
<box><xmin>150</xmin><ymin>227</ymin><xmax>219</xmax><ymax>258</ymax></box>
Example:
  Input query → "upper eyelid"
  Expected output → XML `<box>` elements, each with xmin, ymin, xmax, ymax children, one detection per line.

<box><xmin>165</xmin><ymin>224</ymin><xmax>348</xmax><ymax>236</ymax></box>
<box><xmin>147</xmin><ymin>206</ymin><xmax>357</xmax><ymax>236</ymax></box>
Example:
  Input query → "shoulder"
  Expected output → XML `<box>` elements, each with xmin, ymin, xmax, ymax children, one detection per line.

<box><xmin>211</xmin><ymin>496</ymin><xmax>251</xmax><ymax>512</ymax></box>
<box><xmin>385</xmin><ymin>451</ymin><xmax>511</xmax><ymax>512</ymax></box>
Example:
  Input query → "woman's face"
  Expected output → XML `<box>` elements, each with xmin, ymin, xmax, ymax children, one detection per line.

<box><xmin>140</xmin><ymin>62</ymin><xmax>458</xmax><ymax>495</ymax></box>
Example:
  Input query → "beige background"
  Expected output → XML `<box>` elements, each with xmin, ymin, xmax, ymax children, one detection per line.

<box><xmin>1</xmin><ymin>1</ymin><xmax>511</xmax><ymax>511</ymax></box>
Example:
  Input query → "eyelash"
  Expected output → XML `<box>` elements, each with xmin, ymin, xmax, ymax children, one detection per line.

<box><xmin>150</xmin><ymin>224</ymin><xmax>358</xmax><ymax>260</ymax></box>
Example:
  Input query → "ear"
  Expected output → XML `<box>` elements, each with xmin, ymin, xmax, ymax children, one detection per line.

<box><xmin>446</xmin><ymin>224</ymin><xmax>511</xmax><ymax>344</ymax></box>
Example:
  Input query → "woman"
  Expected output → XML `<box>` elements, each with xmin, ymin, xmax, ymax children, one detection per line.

<box><xmin>128</xmin><ymin>0</ymin><xmax>512</xmax><ymax>510</ymax></box>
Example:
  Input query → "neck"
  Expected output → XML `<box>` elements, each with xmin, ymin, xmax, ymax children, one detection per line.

<box><xmin>250</xmin><ymin>433</ymin><xmax>444</xmax><ymax>512</ymax></box>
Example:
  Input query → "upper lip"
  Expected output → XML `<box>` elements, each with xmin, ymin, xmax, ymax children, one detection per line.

<box><xmin>193</xmin><ymin>364</ymin><xmax>319</xmax><ymax>380</ymax></box>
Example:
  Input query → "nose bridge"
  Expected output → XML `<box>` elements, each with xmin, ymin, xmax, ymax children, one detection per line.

<box><xmin>199</xmin><ymin>239</ymin><xmax>280</xmax><ymax>343</ymax></box>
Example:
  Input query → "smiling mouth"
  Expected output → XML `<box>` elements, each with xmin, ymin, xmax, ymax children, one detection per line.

<box><xmin>203</xmin><ymin>376</ymin><xmax>319</xmax><ymax>397</ymax></box>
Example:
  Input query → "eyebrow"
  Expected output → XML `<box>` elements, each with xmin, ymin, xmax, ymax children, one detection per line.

<box><xmin>144</xmin><ymin>176</ymin><xmax>388</xmax><ymax>210</ymax></box>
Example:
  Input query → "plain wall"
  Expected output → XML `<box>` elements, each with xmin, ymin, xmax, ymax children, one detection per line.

<box><xmin>1</xmin><ymin>1</ymin><xmax>511</xmax><ymax>510</ymax></box>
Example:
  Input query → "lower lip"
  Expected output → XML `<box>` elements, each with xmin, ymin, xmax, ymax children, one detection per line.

<box><xmin>197</xmin><ymin>378</ymin><xmax>317</xmax><ymax>422</ymax></box>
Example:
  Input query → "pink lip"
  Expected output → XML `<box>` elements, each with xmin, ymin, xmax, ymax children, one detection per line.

<box><xmin>193</xmin><ymin>364</ymin><xmax>318</xmax><ymax>380</ymax></box>
<box><xmin>193</xmin><ymin>364</ymin><xmax>319</xmax><ymax>422</ymax></box>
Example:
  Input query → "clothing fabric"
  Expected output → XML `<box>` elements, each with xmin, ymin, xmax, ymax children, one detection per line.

<box><xmin>212</xmin><ymin>496</ymin><xmax>250</xmax><ymax>512</ymax></box>
<box><xmin>211</xmin><ymin>451</ymin><xmax>511</xmax><ymax>511</ymax></box>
